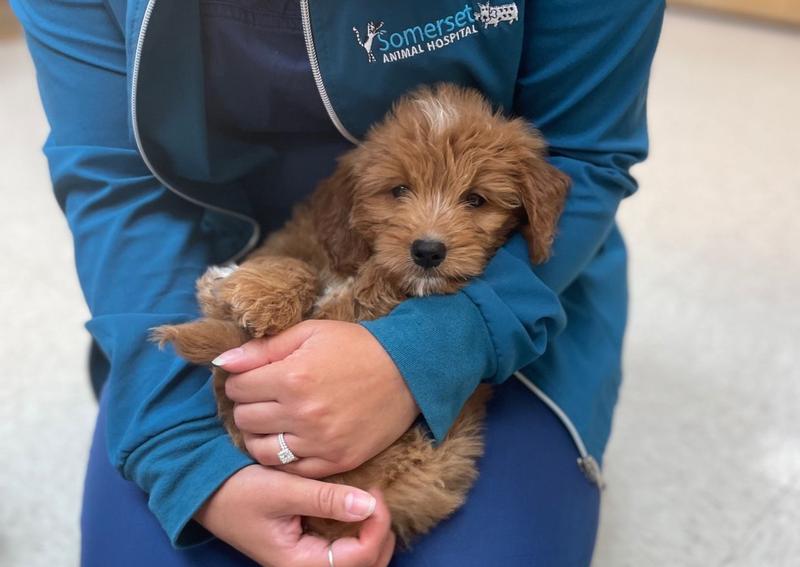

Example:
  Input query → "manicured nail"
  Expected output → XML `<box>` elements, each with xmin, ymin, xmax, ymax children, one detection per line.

<box><xmin>345</xmin><ymin>492</ymin><xmax>376</xmax><ymax>519</ymax></box>
<box><xmin>212</xmin><ymin>347</ymin><xmax>245</xmax><ymax>367</ymax></box>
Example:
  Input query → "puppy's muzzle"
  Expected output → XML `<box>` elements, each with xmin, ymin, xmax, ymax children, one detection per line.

<box><xmin>411</xmin><ymin>239</ymin><xmax>447</xmax><ymax>269</ymax></box>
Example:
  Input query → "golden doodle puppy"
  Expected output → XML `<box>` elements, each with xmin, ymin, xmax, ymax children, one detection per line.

<box><xmin>153</xmin><ymin>83</ymin><xmax>569</xmax><ymax>546</ymax></box>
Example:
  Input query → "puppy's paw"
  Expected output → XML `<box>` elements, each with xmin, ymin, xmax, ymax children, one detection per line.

<box><xmin>149</xmin><ymin>319</ymin><xmax>248</xmax><ymax>365</ymax></box>
<box><xmin>216</xmin><ymin>260</ymin><xmax>317</xmax><ymax>337</ymax></box>
<box><xmin>197</xmin><ymin>264</ymin><xmax>239</xmax><ymax>319</ymax></box>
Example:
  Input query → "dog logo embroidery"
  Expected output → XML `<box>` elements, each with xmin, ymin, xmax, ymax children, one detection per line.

<box><xmin>474</xmin><ymin>2</ymin><xmax>519</xmax><ymax>28</ymax></box>
<box><xmin>352</xmin><ymin>20</ymin><xmax>385</xmax><ymax>63</ymax></box>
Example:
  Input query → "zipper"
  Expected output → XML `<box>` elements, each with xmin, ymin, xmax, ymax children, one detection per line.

<box><xmin>131</xmin><ymin>0</ymin><xmax>261</xmax><ymax>264</ymax></box>
<box><xmin>514</xmin><ymin>371</ymin><xmax>605</xmax><ymax>489</ymax></box>
<box><xmin>300</xmin><ymin>0</ymin><xmax>360</xmax><ymax>145</ymax></box>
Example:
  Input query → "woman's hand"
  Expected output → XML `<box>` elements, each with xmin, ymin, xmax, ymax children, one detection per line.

<box><xmin>196</xmin><ymin>465</ymin><xmax>395</xmax><ymax>567</ymax></box>
<box><xmin>213</xmin><ymin>320</ymin><xmax>420</xmax><ymax>478</ymax></box>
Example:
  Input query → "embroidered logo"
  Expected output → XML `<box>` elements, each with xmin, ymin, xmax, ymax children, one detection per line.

<box><xmin>474</xmin><ymin>2</ymin><xmax>519</xmax><ymax>28</ymax></box>
<box><xmin>352</xmin><ymin>2</ymin><xmax>518</xmax><ymax>66</ymax></box>
<box><xmin>352</xmin><ymin>21</ymin><xmax>386</xmax><ymax>63</ymax></box>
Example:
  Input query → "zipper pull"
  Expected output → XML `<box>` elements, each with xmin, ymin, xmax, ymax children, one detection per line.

<box><xmin>577</xmin><ymin>456</ymin><xmax>605</xmax><ymax>489</ymax></box>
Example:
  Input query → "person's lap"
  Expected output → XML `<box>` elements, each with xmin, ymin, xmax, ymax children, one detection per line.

<box><xmin>81</xmin><ymin>378</ymin><xmax>599</xmax><ymax>567</ymax></box>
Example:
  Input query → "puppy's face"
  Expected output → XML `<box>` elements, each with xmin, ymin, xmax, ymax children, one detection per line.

<box><xmin>340</xmin><ymin>85</ymin><xmax>569</xmax><ymax>296</ymax></box>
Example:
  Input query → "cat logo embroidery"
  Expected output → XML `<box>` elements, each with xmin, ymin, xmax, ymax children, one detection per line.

<box><xmin>352</xmin><ymin>21</ymin><xmax>386</xmax><ymax>63</ymax></box>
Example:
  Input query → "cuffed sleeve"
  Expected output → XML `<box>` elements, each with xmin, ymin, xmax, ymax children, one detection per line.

<box><xmin>362</xmin><ymin>293</ymin><xmax>494</xmax><ymax>442</ymax></box>
<box><xmin>363</xmin><ymin>234</ymin><xmax>565</xmax><ymax>443</ymax></box>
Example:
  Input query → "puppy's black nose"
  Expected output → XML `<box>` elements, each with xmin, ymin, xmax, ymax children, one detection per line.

<box><xmin>411</xmin><ymin>239</ymin><xmax>447</xmax><ymax>269</ymax></box>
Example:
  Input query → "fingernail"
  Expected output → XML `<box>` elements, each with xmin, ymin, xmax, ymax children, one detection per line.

<box><xmin>345</xmin><ymin>492</ymin><xmax>376</xmax><ymax>519</ymax></box>
<box><xmin>212</xmin><ymin>347</ymin><xmax>245</xmax><ymax>367</ymax></box>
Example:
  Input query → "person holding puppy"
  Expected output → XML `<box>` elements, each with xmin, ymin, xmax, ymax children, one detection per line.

<box><xmin>13</xmin><ymin>1</ymin><xmax>664</xmax><ymax>566</ymax></box>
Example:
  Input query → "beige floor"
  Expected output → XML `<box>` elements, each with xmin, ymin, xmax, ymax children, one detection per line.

<box><xmin>594</xmin><ymin>10</ymin><xmax>800</xmax><ymax>567</ymax></box>
<box><xmin>1</xmin><ymin>8</ymin><xmax>799</xmax><ymax>567</ymax></box>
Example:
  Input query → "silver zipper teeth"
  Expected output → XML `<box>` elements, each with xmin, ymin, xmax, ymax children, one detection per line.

<box><xmin>300</xmin><ymin>0</ymin><xmax>360</xmax><ymax>145</ymax></box>
<box><xmin>131</xmin><ymin>0</ymin><xmax>260</xmax><ymax>263</ymax></box>
<box><xmin>514</xmin><ymin>371</ymin><xmax>605</xmax><ymax>488</ymax></box>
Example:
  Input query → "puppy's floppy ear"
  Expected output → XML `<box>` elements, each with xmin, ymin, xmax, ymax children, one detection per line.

<box><xmin>311</xmin><ymin>152</ymin><xmax>371</xmax><ymax>273</ymax></box>
<box><xmin>517</xmin><ymin>151</ymin><xmax>570</xmax><ymax>265</ymax></box>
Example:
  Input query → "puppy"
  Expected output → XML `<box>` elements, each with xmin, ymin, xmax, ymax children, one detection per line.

<box><xmin>153</xmin><ymin>83</ymin><xmax>569</xmax><ymax>546</ymax></box>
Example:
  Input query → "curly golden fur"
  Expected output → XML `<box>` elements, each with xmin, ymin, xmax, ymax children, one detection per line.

<box><xmin>151</xmin><ymin>84</ymin><xmax>569</xmax><ymax>546</ymax></box>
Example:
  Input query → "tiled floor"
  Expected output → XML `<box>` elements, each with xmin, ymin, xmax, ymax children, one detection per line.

<box><xmin>1</xmin><ymin>8</ymin><xmax>799</xmax><ymax>567</ymax></box>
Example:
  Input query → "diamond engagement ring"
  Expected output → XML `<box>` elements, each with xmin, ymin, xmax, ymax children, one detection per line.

<box><xmin>277</xmin><ymin>432</ymin><xmax>298</xmax><ymax>464</ymax></box>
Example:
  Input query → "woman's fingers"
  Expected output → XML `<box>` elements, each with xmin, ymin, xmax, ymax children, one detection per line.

<box><xmin>233</xmin><ymin>402</ymin><xmax>288</xmax><ymax>434</ymax></box>
<box><xmin>239</xmin><ymin>422</ymin><xmax>342</xmax><ymax>474</ymax></box>
<box><xmin>276</xmin><ymin>455</ymin><xmax>345</xmax><ymax>479</ymax></box>
<box><xmin>370</xmin><ymin>530</ymin><xmax>397</xmax><ymax>567</ymax></box>
<box><xmin>290</xmin><ymin>489</ymin><xmax>393</xmax><ymax>567</ymax></box>
<box><xmin>243</xmin><ymin>432</ymin><xmax>310</xmax><ymax>466</ymax></box>
<box><xmin>276</xmin><ymin>476</ymin><xmax>380</xmax><ymax>523</ymax></box>
<box><xmin>245</xmin><ymin>432</ymin><xmax>337</xmax><ymax>476</ymax></box>
<box><xmin>224</xmin><ymin>362</ymin><xmax>287</xmax><ymax>403</ymax></box>
<box><xmin>325</xmin><ymin>490</ymin><xmax>393</xmax><ymax>566</ymax></box>
<box><xmin>213</xmin><ymin>321</ymin><xmax>316</xmax><ymax>373</ymax></box>
<box><xmin>195</xmin><ymin>466</ymin><xmax>393</xmax><ymax>567</ymax></box>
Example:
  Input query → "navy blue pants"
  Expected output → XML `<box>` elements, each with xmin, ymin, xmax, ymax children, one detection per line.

<box><xmin>81</xmin><ymin>378</ymin><xmax>599</xmax><ymax>566</ymax></box>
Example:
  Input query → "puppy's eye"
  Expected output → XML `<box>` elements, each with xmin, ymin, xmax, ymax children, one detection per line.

<box><xmin>464</xmin><ymin>192</ymin><xmax>486</xmax><ymax>208</ymax></box>
<box><xmin>391</xmin><ymin>185</ymin><xmax>411</xmax><ymax>199</ymax></box>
